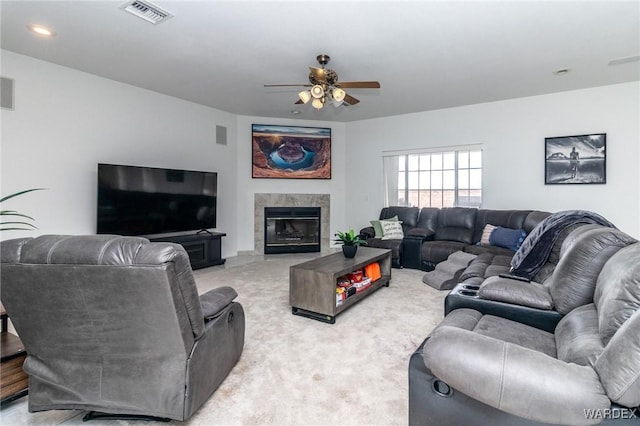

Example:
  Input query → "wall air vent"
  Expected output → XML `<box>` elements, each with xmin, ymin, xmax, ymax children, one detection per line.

<box><xmin>120</xmin><ymin>0</ymin><xmax>173</xmax><ymax>25</ymax></box>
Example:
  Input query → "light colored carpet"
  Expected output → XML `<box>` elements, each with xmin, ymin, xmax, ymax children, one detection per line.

<box><xmin>0</xmin><ymin>254</ymin><xmax>447</xmax><ymax>426</ymax></box>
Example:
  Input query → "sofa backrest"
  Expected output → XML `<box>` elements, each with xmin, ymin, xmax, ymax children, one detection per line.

<box><xmin>594</xmin><ymin>242</ymin><xmax>640</xmax><ymax>345</ymax></box>
<box><xmin>546</xmin><ymin>227</ymin><xmax>637</xmax><ymax>314</ymax></box>
<box><xmin>523</xmin><ymin>210</ymin><xmax>552</xmax><ymax>234</ymax></box>
<box><xmin>471</xmin><ymin>209</ymin><xmax>532</xmax><ymax>243</ymax></box>
<box><xmin>380</xmin><ymin>206</ymin><xmax>420</xmax><ymax>231</ymax></box>
<box><xmin>593</xmin><ymin>243</ymin><xmax>640</xmax><ymax>407</ymax></box>
<box><xmin>1</xmin><ymin>235</ymin><xmax>204</xmax><ymax>355</ymax></box>
<box><xmin>416</xmin><ymin>207</ymin><xmax>439</xmax><ymax>233</ymax></box>
<box><xmin>434</xmin><ymin>207</ymin><xmax>476</xmax><ymax>244</ymax></box>
<box><xmin>534</xmin><ymin>223</ymin><xmax>592</xmax><ymax>283</ymax></box>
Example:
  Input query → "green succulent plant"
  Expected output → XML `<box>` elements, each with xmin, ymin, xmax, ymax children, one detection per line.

<box><xmin>0</xmin><ymin>188</ymin><xmax>44</xmax><ymax>231</ymax></box>
<box><xmin>333</xmin><ymin>229</ymin><xmax>367</xmax><ymax>246</ymax></box>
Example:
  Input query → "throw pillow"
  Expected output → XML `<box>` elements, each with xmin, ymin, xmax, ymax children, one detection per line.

<box><xmin>480</xmin><ymin>224</ymin><xmax>498</xmax><ymax>246</ymax></box>
<box><xmin>380</xmin><ymin>219</ymin><xmax>404</xmax><ymax>240</ymax></box>
<box><xmin>490</xmin><ymin>227</ymin><xmax>527</xmax><ymax>251</ymax></box>
<box><xmin>371</xmin><ymin>215</ymin><xmax>399</xmax><ymax>238</ymax></box>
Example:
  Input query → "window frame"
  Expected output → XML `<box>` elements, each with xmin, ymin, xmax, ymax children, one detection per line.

<box><xmin>383</xmin><ymin>145</ymin><xmax>483</xmax><ymax>209</ymax></box>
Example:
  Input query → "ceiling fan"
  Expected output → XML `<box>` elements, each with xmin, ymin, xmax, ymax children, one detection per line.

<box><xmin>264</xmin><ymin>54</ymin><xmax>381</xmax><ymax>109</ymax></box>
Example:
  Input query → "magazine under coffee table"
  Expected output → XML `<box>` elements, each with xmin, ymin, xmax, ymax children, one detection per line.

<box><xmin>289</xmin><ymin>247</ymin><xmax>392</xmax><ymax>324</ymax></box>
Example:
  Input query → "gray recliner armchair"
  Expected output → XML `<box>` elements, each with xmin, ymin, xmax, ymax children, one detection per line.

<box><xmin>0</xmin><ymin>235</ymin><xmax>245</xmax><ymax>421</ymax></box>
<box><xmin>409</xmin><ymin>242</ymin><xmax>640</xmax><ymax>425</ymax></box>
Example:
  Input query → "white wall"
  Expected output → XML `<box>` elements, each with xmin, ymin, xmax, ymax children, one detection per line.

<box><xmin>1</xmin><ymin>50</ymin><xmax>240</xmax><ymax>256</ymax></box>
<box><xmin>3</xmin><ymin>49</ymin><xmax>637</xmax><ymax>253</ymax></box>
<box><xmin>345</xmin><ymin>82</ymin><xmax>640</xmax><ymax>239</ymax></box>
<box><xmin>235</xmin><ymin>116</ymin><xmax>347</xmax><ymax>252</ymax></box>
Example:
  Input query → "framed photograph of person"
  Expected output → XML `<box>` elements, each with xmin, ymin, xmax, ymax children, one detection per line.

<box><xmin>544</xmin><ymin>133</ymin><xmax>606</xmax><ymax>185</ymax></box>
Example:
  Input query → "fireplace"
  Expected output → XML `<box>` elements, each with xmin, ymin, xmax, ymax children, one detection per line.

<box><xmin>264</xmin><ymin>207</ymin><xmax>321</xmax><ymax>254</ymax></box>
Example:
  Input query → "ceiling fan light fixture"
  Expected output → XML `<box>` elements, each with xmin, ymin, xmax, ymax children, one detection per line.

<box><xmin>298</xmin><ymin>90</ymin><xmax>312</xmax><ymax>104</ymax></box>
<box><xmin>311</xmin><ymin>98</ymin><xmax>324</xmax><ymax>110</ymax></box>
<box><xmin>332</xmin><ymin>87</ymin><xmax>346</xmax><ymax>102</ymax></box>
<box><xmin>310</xmin><ymin>85</ymin><xmax>324</xmax><ymax>99</ymax></box>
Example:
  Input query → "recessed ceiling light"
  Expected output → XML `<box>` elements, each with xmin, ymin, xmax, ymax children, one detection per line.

<box><xmin>553</xmin><ymin>68</ymin><xmax>571</xmax><ymax>76</ymax></box>
<box><xmin>291</xmin><ymin>110</ymin><xmax>302</xmax><ymax>115</ymax></box>
<box><xmin>27</xmin><ymin>24</ymin><xmax>56</xmax><ymax>37</ymax></box>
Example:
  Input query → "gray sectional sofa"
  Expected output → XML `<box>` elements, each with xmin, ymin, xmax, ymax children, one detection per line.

<box><xmin>409</xmin><ymin>224</ymin><xmax>640</xmax><ymax>425</ymax></box>
<box><xmin>360</xmin><ymin>206</ymin><xmax>550</xmax><ymax>270</ymax></box>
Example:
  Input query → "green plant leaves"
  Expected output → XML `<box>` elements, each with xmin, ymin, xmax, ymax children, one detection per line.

<box><xmin>333</xmin><ymin>228</ymin><xmax>367</xmax><ymax>246</ymax></box>
<box><xmin>0</xmin><ymin>188</ymin><xmax>45</xmax><ymax>232</ymax></box>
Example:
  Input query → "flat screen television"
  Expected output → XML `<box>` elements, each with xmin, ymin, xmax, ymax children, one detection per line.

<box><xmin>97</xmin><ymin>163</ymin><xmax>217</xmax><ymax>236</ymax></box>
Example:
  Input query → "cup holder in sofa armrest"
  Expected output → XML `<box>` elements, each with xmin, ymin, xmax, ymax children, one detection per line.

<box><xmin>458</xmin><ymin>289</ymin><xmax>479</xmax><ymax>297</ymax></box>
<box><xmin>444</xmin><ymin>283</ymin><xmax>563</xmax><ymax>333</ymax></box>
<box><xmin>462</xmin><ymin>284</ymin><xmax>480</xmax><ymax>291</ymax></box>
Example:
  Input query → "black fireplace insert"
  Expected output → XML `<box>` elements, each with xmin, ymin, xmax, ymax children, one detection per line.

<box><xmin>264</xmin><ymin>207</ymin><xmax>321</xmax><ymax>254</ymax></box>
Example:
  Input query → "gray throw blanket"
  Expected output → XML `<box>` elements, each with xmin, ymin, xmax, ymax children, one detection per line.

<box><xmin>510</xmin><ymin>210</ymin><xmax>615</xmax><ymax>279</ymax></box>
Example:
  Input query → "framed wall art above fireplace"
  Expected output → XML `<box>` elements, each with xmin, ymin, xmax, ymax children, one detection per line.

<box><xmin>545</xmin><ymin>133</ymin><xmax>606</xmax><ymax>185</ymax></box>
<box><xmin>251</xmin><ymin>124</ymin><xmax>331</xmax><ymax>179</ymax></box>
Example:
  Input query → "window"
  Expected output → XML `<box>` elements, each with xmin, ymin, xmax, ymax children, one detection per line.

<box><xmin>383</xmin><ymin>148</ymin><xmax>482</xmax><ymax>208</ymax></box>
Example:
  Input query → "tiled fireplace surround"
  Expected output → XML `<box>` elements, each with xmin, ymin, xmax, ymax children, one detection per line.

<box><xmin>253</xmin><ymin>193</ymin><xmax>330</xmax><ymax>254</ymax></box>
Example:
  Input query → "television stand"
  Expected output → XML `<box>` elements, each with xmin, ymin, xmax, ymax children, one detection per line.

<box><xmin>149</xmin><ymin>232</ymin><xmax>226</xmax><ymax>270</ymax></box>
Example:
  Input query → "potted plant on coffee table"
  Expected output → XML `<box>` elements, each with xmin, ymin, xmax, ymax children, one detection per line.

<box><xmin>333</xmin><ymin>229</ymin><xmax>367</xmax><ymax>258</ymax></box>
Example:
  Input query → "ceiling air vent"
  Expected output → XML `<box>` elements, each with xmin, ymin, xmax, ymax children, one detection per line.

<box><xmin>120</xmin><ymin>0</ymin><xmax>174</xmax><ymax>25</ymax></box>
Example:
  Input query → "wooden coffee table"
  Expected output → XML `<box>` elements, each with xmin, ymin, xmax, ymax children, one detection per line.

<box><xmin>289</xmin><ymin>247</ymin><xmax>392</xmax><ymax>323</ymax></box>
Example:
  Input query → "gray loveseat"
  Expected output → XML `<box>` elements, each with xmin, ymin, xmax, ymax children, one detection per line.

<box><xmin>0</xmin><ymin>235</ymin><xmax>245</xmax><ymax>421</ymax></box>
<box><xmin>409</xmin><ymin>226</ymin><xmax>640</xmax><ymax>425</ymax></box>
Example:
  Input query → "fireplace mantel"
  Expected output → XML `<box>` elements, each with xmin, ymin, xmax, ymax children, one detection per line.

<box><xmin>253</xmin><ymin>193</ymin><xmax>330</xmax><ymax>255</ymax></box>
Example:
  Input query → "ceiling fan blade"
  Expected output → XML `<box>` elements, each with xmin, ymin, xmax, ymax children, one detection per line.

<box><xmin>264</xmin><ymin>84</ymin><xmax>311</xmax><ymax>87</ymax></box>
<box><xmin>336</xmin><ymin>81</ymin><xmax>381</xmax><ymax>89</ymax></box>
<box><xmin>294</xmin><ymin>99</ymin><xmax>303</xmax><ymax>104</ymax></box>
<box><xmin>343</xmin><ymin>93</ymin><xmax>360</xmax><ymax>106</ymax></box>
<box><xmin>309</xmin><ymin>67</ymin><xmax>327</xmax><ymax>83</ymax></box>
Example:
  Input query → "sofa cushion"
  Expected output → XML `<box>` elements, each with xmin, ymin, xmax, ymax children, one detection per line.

<box><xmin>371</xmin><ymin>215</ymin><xmax>398</xmax><ymax>238</ymax></box>
<box><xmin>458</xmin><ymin>253</ymin><xmax>512</xmax><ymax>282</ymax></box>
<box><xmin>416</xmin><ymin>207</ymin><xmax>439</xmax><ymax>233</ymax></box>
<box><xmin>423</xmin><ymin>322</ymin><xmax>610</xmax><ymax>425</ymax></box>
<box><xmin>421</xmin><ymin>240</ymin><xmax>467</xmax><ymax>265</ymax></box>
<box><xmin>523</xmin><ymin>210</ymin><xmax>552</xmax><ymax>233</ymax></box>
<box><xmin>380</xmin><ymin>206</ymin><xmax>419</xmax><ymax>229</ymax></box>
<box><xmin>434</xmin><ymin>226</ymin><xmax>474</xmax><ymax>244</ymax></box>
<box><xmin>473</xmin><ymin>314</ymin><xmax>557</xmax><ymax>357</ymax></box>
<box><xmin>380</xmin><ymin>220</ymin><xmax>404</xmax><ymax>240</ymax></box>
<box><xmin>554</xmin><ymin>303</ymin><xmax>603</xmax><ymax>367</ymax></box>
<box><xmin>594</xmin><ymin>309</ymin><xmax>640</xmax><ymax>408</ymax></box>
<box><xmin>547</xmin><ymin>227</ymin><xmax>637</xmax><ymax>315</ymax></box>
<box><xmin>437</xmin><ymin>207</ymin><xmax>476</xmax><ymax>228</ymax></box>
<box><xmin>480</xmin><ymin>224</ymin><xmax>497</xmax><ymax>245</ymax></box>
<box><xmin>366</xmin><ymin>238</ymin><xmax>402</xmax><ymax>260</ymax></box>
<box><xmin>463</xmin><ymin>244</ymin><xmax>514</xmax><ymax>257</ymax></box>
<box><xmin>478</xmin><ymin>277</ymin><xmax>554</xmax><ymax>311</ymax></box>
<box><xmin>594</xmin><ymin>243</ymin><xmax>640</xmax><ymax>345</ymax></box>
<box><xmin>472</xmin><ymin>210</ymin><xmax>532</xmax><ymax>243</ymax></box>
<box><xmin>489</xmin><ymin>227</ymin><xmax>526</xmax><ymax>251</ymax></box>
<box><xmin>434</xmin><ymin>207</ymin><xmax>476</xmax><ymax>244</ymax></box>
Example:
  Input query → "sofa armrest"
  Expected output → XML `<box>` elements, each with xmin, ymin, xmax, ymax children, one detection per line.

<box><xmin>478</xmin><ymin>276</ymin><xmax>554</xmax><ymax>310</ymax></box>
<box><xmin>359</xmin><ymin>226</ymin><xmax>375</xmax><ymax>240</ymax></box>
<box><xmin>424</xmin><ymin>326</ymin><xmax>610</xmax><ymax>425</ymax></box>
<box><xmin>200</xmin><ymin>286</ymin><xmax>238</xmax><ymax>321</ymax></box>
<box><xmin>405</xmin><ymin>227</ymin><xmax>434</xmax><ymax>241</ymax></box>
